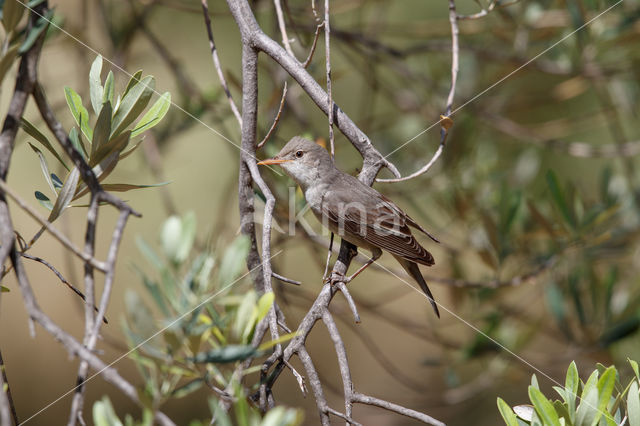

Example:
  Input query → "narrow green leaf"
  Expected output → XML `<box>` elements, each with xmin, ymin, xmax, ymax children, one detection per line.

<box><xmin>0</xmin><ymin>43</ymin><xmax>20</xmax><ymax>84</ymax></box>
<box><xmin>576</xmin><ymin>379</ymin><xmax>599</xmax><ymax>426</ymax></box>
<box><xmin>189</xmin><ymin>345</ymin><xmax>257</xmax><ymax>364</ymax></box>
<box><xmin>256</xmin><ymin>292</ymin><xmax>275</xmax><ymax>324</ymax></box>
<box><xmin>111</xmin><ymin>75</ymin><xmax>155</xmax><ymax>137</ymax></box>
<box><xmin>47</xmin><ymin>167</ymin><xmax>79</xmax><ymax>222</ymax></box>
<box><xmin>21</xmin><ymin>118</ymin><xmax>69</xmax><ymax>170</ymax></box>
<box><xmin>218</xmin><ymin>235</ymin><xmax>250</xmax><ymax>284</ymax></box>
<box><xmin>131</xmin><ymin>92</ymin><xmax>171</xmax><ymax>137</ymax></box>
<box><xmin>92</xmin><ymin>396</ymin><xmax>123</xmax><ymax>426</ymax></box>
<box><xmin>50</xmin><ymin>173</ymin><xmax>63</xmax><ymax>190</ymax></box>
<box><xmin>2</xmin><ymin>0</ymin><xmax>25</xmax><ymax>34</ymax></box>
<box><xmin>100</xmin><ymin>182</ymin><xmax>169</xmax><ymax>192</ymax></box>
<box><xmin>64</xmin><ymin>87</ymin><xmax>93</xmax><ymax>141</ymax></box>
<box><xmin>171</xmin><ymin>379</ymin><xmax>203</xmax><ymax>399</ymax></box>
<box><xmin>69</xmin><ymin>127</ymin><xmax>87</xmax><ymax>159</ymax></box>
<box><xmin>103</xmin><ymin>70</ymin><xmax>114</xmax><ymax>105</ymax></box>
<box><xmin>529</xmin><ymin>386</ymin><xmax>561</xmax><ymax>426</ymax></box>
<box><xmin>546</xmin><ymin>170</ymin><xmax>575</xmax><ymax>229</ymax></box>
<box><xmin>89</xmin><ymin>130</ymin><xmax>130</xmax><ymax>167</ymax></box>
<box><xmin>566</xmin><ymin>360</ymin><xmax>579</xmax><ymax>419</ymax></box>
<box><xmin>122</xmin><ymin>70</ymin><xmax>142</xmax><ymax>98</ymax></box>
<box><xmin>118</xmin><ymin>139</ymin><xmax>144</xmax><ymax>160</ymax></box>
<box><xmin>209</xmin><ymin>398</ymin><xmax>232</xmax><ymax>426</ymax></box>
<box><xmin>89</xmin><ymin>55</ymin><xmax>104</xmax><ymax>115</ymax></box>
<box><xmin>0</xmin><ymin>286</ymin><xmax>9</xmax><ymax>293</ymax></box>
<box><xmin>630</xmin><ymin>359</ymin><xmax>640</xmax><ymax>381</ymax></box>
<box><xmin>135</xmin><ymin>237</ymin><xmax>163</xmax><ymax>269</ymax></box>
<box><xmin>628</xmin><ymin>380</ymin><xmax>640</xmax><ymax>426</ymax></box>
<box><xmin>91</xmin><ymin>101</ymin><xmax>112</xmax><ymax>158</ymax></box>
<box><xmin>257</xmin><ymin>331</ymin><xmax>298</xmax><ymax>352</ymax></box>
<box><xmin>596</xmin><ymin>367</ymin><xmax>616</xmax><ymax>423</ymax></box>
<box><xmin>28</xmin><ymin>143</ymin><xmax>55</xmax><ymax>194</ymax></box>
<box><xmin>18</xmin><ymin>10</ymin><xmax>52</xmax><ymax>54</ymax></box>
<box><xmin>73</xmin><ymin>151</ymin><xmax>120</xmax><ymax>200</ymax></box>
<box><xmin>233</xmin><ymin>290</ymin><xmax>257</xmax><ymax>340</ymax></box>
<box><xmin>34</xmin><ymin>191</ymin><xmax>53</xmax><ymax>210</ymax></box>
<box><xmin>531</xmin><ymin>374</ymin><xmax>540</xmax><ymax>390</ymax></box>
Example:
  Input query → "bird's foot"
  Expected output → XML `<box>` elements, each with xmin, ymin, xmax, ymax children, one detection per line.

<box><xmin>324</xmin><ymin>271</ymin><xmax>351</xmax><ymax>285</ymax></box>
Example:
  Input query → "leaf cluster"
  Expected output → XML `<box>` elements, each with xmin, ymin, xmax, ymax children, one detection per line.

<box><xmin>498</xmin><ymin>359</ymin><xmax>640</xmax><ymax>426</ymax></box>
<box><xmin>121</xmin><ymin>213</ymin><xmax>300</xmax><ymax>425</ymax></box>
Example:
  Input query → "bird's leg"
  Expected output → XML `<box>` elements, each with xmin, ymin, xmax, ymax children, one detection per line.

<box><xmin>327</xmin><ymin>247</ymin><xmax>382</xmax><ymax>285</ymax></box>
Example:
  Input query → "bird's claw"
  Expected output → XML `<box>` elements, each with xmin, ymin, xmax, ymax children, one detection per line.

<box><xmin>324</xmin><ymin>272</ymin><xmax>351</xmax><ymax>285</ymax></box>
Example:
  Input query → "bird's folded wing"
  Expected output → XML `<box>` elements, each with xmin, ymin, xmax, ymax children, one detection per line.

<box><xmin>322</xmin><ymin>189</ymin><xmax>434</xmax><ymax>266</ymax></box>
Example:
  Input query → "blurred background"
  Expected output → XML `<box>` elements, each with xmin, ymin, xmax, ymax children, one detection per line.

<box><xmin>2</xmin><ymin>0</ymin><xmax>640</xmax><ymax>424</ymax></box>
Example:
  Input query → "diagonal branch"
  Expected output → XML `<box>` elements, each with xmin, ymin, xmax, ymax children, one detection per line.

<box><xmin>376</xmin><ymin>0</ymin><xmax>459</xmax><ymax>183</ymax></box>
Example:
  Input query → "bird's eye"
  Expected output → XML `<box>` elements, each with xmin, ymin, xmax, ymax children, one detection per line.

<box><xmin>295</xmin><ymin>150</ymin><xmax>304</xmax><ymax>158</ymax></box>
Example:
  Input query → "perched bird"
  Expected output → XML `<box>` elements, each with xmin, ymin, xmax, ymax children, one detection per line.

<box><xmin>258</xmin><ymin>136</ymin><xmax>440</xmax><ymax>317</ymax></box>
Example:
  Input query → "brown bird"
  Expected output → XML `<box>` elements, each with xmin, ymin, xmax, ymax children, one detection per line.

<box><xmin>258</xmin><ymin>136</ymin><xmax>440</xmax><ymax>317</ymax></box>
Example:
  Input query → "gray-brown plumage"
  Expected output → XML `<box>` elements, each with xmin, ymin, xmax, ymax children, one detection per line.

<box><xmin>258</xmin><ymin>136</ymin><xmax>440</xmax><ymax>317</ymax></box>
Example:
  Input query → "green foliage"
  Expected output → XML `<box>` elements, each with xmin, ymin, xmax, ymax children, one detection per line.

<box><xmin>498</xmin><ymin>360</ymin><xmax>640</xmax><ymax>426</ymax></box>
<box><xmin>121</xmin><ymin>213</ymin><xmax>299</xmax><ymax>424</ymax></box>
<box><xmin>21</xmin><ymin>54</ymin><xmax>171</xmax><ymax>229</ymax></box>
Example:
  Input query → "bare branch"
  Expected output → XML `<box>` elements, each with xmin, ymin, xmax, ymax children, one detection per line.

<box><xmin>274</xmin><ymin>0</ymin><xmax>298</xmax><ymax>60</ymax></box>
<box><xmin>352</xmin><ymin>392</ymin><xmax>445</xmax><ymax>425</ymax></box>
<box><xmin>272</xmin><ymin>271</ymin><xmax>301</xmax><ymax>286</ymax></box>
<box><xmin>303</xmin><ymin>23</ymin><xmax>324</xmax><ymax>68</ymax></box>
<box><xmin>201</xmin><ymin>0</ymin><xmax>242</xmax><ymax>126</ymax></box>
<box><xmin>377</xmin><ymin>0</ymin><xmax>459</xmax><ymax>183</ymax></box>
<box><xmin>0</xmin><ymin>348</ymin><xmax>18</xmax><ymax>426</ymax></box>
<box><xmin>0</xmin><ymin>180</ymin><xmax>107</xmax><ymax>272</ymax></box>
<box><xmin>257</xmin><ymin>82</ymin><xmax>288</xmax><ymax>149</ymax></box>
<box><xmin>457</xmin><ymin>0</ymin><xmax>521</xmax><ymax>20</ymax></box>
<box><xmin>324</xmin><ymin>0</ymin><xmax>335</xmax><ymax>157</ymax></box>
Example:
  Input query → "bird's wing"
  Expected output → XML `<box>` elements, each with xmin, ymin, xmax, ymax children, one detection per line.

<box><xmin>379</xmin><ymin>194</ymin><xmax>440</xmax><ymax>243</ymax></box>
<box><xmin>321</xmin><ymin>182</ymin><xmax>434</xmax><ymax>266</ymax></box>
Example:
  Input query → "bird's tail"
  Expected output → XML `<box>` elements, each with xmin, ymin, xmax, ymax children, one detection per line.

<box><xmin>396</xmin><ymin>257</ymin><xmax>440</xmax><ymax>318</ymax></box>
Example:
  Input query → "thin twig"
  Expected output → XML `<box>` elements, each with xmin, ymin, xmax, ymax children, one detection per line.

<box><xmin>322</xmin><ymin>232</ymin><xmax>334</xmax><ymax>280</ymax></box>
<box><xmin>334</xmin><ymin>281</ymin><xmax>360</xmax><ymax>323</ymax></box>
<box><xmin>352</xmin><ymin>392</ymin><xmax>445</xmax><ymax>425</ymax></box>
<box><xmin>201</xmin><ymin>0</ymin><xmax>242</xmax><ymax>126</ymax></box>
<box><xmin>272</xmin><ymin>271</ymin><xmax>301</xmax><ymax>285</ymax></box>
<box><xmin>257</xmin><ymin>82</ymin><xmax>288</xmax><ymax>149</ymax></box>
<box><xmin>21</xmin><ymin>253</ymin><xmax>107</xmax><ymax>323</ymax></box>
<box><xmin>376</xmin><ymin>0</ymin><xmax>459</xmax><ymax>183</ymax></box>
<box><xmin>324</xmin><ymin>0</ymin><xmax>335</xmax><ymax>157</ymax></box>
<box><xmin>457</xmin><ymin>0</ymin><xmax>521</xmax><ymax>20</ymax></box>
<box><xmin>303</xmin><ymin>23</ymin><xmax>324</xmax><ymax>68</ymax></box>
<box><xmin>274</xmin><ymin>0</ymin><xmax>298</xmax><ymax>60</ymax></box>
<box><xmin>325</xmin><ymin>407</ymin><xmax>362</xmax><ymax>426</ymax></box>
<box><xmin>0</xmin><ymin>180</ymin><xmax>107</xmax><ymax>272</ymax></box>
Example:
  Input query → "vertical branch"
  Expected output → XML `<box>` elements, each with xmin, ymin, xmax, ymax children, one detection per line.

<box><xmin>322</xmin><ymin>312</ymin><xmax>353</xmax><ymax>421</ymax></box>
<box><xmin>201</xmin><ymin>0</ymin><xmax>243</xmax><ymax>127</ymax></box>
<box><xmin>240</xmin><ymin>39</ymin><xmax>282</xmax><ymax>358</ymax></box>
<box><xmin>68</xmin><ymin>205</ymin><xmax>130</xmax><ymax>425</ymax></box>
<box><xmin>67</xmin><ymin>194</ymin><xmax>100</xmax><ymax>425</ymax></box>
<box><xmin>0</xmin><ymin>348</ymin><xmax>18</xmax><ymax>425</ymax></box>
<box><xmin>274</xmin><ymin>0</ymin><xmax>298</xmax><ymax>60</ymax></box>
<box><xmin>324</xmin><ymin>0</ymin><xmax>335</xmax><ymax>157</ymax></box>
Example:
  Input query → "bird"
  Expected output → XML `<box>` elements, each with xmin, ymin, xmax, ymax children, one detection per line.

<box><xmin>258</xmin><ymin>136</ymin><xmax>440</xmax><ymax>317</ymax></box>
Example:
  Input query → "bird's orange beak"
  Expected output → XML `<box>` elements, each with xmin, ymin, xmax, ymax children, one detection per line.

<box><xmin>257</xmin><ymin>158</ymin><xmax>291</xmax><ymax>166</ymax></box>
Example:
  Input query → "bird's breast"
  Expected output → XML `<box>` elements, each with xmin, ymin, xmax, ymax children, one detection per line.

<box><xmin>304</xmin><ymin>184</ymin><xmax>328</xmax><ymax>214</ymax></box>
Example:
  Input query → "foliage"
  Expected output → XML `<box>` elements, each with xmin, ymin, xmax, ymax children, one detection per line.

<box><xmin>22</xmin><ymin>55</ymin><xmax>170</xmax><ymax>241</ymax></box>
<box><xmin>498</xmin><ymin>359</ymin><xmax>640</xmax><ymax>426</ymax></box>
<box><xmin>115</xmin><ymin>213</ymin><xmax>300</xmax><ymax>424</ymax></box>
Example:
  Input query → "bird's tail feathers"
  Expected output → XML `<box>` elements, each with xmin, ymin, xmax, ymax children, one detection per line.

<box><xmin>396</xmin><ymin>257</ymin><xmax>440</xmax><ymax>318</ymax></box>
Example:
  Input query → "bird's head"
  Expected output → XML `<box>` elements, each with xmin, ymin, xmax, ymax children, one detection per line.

<box><xmin>258</xmin><ymin>136</ymin><xmax>333</xmax><ymax>189</ymax></box>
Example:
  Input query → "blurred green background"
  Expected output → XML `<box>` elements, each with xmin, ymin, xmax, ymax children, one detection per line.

<box><xmin>2</xmin><ymin>0</ymin><xmax>640</xmax><ymax>424</ymax></box>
